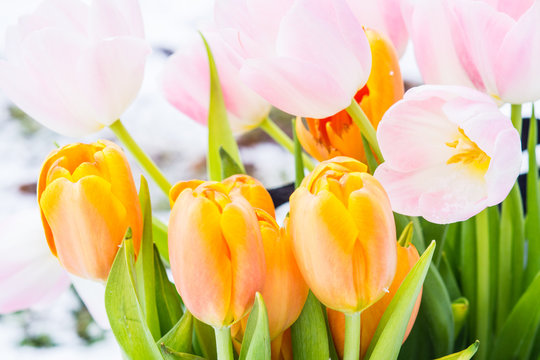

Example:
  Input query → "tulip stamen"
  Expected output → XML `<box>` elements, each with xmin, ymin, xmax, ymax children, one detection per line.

<box><xmin>446</xmin><ymin>128</ymin><xmax>490</xmax><ymax>174</ymax></box>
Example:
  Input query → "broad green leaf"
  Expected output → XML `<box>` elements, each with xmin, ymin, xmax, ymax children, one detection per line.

<box><xmin>202</xmin><ymin>33</ymin><xmax>244</xmax><ymax>181</ymax></box>
<box><xmin>158</xmin><ymin>311</ymin><xmax>193</xmax><ymax>356</ymax></box>
<box><xmin>442</xmin><ymin>222</ymin><xmax>460</xmax><ymax>276</ymax></box>
<box><xmin>152</xmin><ymin>216</ymin><xmax>169</xmax><ymax>263</ymax></box>
<box><xmin>492</xmin><ymin>273</ymin><xmax>540</xmax><ymax>360</ymax></box>
<box><xmin>239</xmin><ymin>293</ymin><xmax>271</xmax><ymax>360</ymax></box>
<box><xmin>393</xmin><ymin>214</ymin><xmax>425</xmax><ymax>252</ymax></box>
<box><xmin>397</xmin><ymin>222</ymin><xmax>414</xmax><ymax>247</ymax></box>
<box><xmin>160</xmin><ymin>344</ymin><xmax>206</xmax><ymax>360</ymax></box>
<box><xmin>419</xmin><ymin>218</ymin><xmax>448</xmax><ymax>266</ymax></box>
<box><xmin>397</xmin><ymin>314</ymin><xmax>435</xmax><ymax>360</ymax></box>
<box><xmin>459</xmin><ymin>218</ymin><xmax>476</xmax><ymax>336</ymax></box>
<box><xmin>292</xmin><ymin>117</ymin><xmax>305</xmax><ymax>188</ymax></box>
<box><xmin>136</xmin><ymin>176</ymin><xmax>161</xmax><ymax>340</ymax></box>
<box><xmin>193</xmin><ymin>319</ymin><xmax>217</xmax><ymax>360</ymax></box>
<box><xmin>475</xmin><ymin>209</ymin><xmax>491</xmax><ymax>360</ymax></box>
<box><xmin>525</xmin><ymin>106</ymin><xmax>540</xmax><ymax>287</ymax></box>
<box><xmin>322</xmin><ymin>305</ymin><xmax>340</xmax><ymax>360</ymax></box>
<box><xmin>105</xmin><ymin>235</ymin><xmax>163</xmax><ymax>360</ymax></box>
<box><xmin>291</xmin><ymin>292</ymin><xmax>330</xmax><ymax>360</ymax></box>
<box><xmin>154</xmin><ymin>245</ymin><xmax>183</xmax><ymax>335</ymax></box>
<box><xmin>219</xmin><ymin>147</ymin><xmax>244</xmax><ymax>179</ymax></box>
<box><xmin>451</xmin><ymin>298</ymin><xmax>469</xmax><ymax>338</ymax></box>
<box><xmin>439</xmin><ymin>253</ymin><xmax>461</xmax><ymax>301</ymax></box>
<box><xmin>435</xmin><ymin>341</ymin><xmax>479</xmax><ymax>360</ymax></box>
<box><xmin>417</xmin><ymin>265</ymin><xmax>455</xmax><ymax>357</ymax></box>
<box><xmin>507</xmin><ymin>185</ymin><xmax>525</xmax><ymax>306</ymax></box>
<box><xmin>365</xmin><ymin>241</ymin><xmax>436</xmax><ymax>360</ymax></box>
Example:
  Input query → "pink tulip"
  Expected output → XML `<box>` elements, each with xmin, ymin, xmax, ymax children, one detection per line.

<box><xmin>0</xmin><ymin>0</ymin><xmax>151</xmax><ymax>137</ymax></box>
<box><xmin>0</xmin><ymin>209</ymin><xmax>70</xmax><ymax>313</ymax></box>
<box><xmin>162</xmin><ymin>33</ymin><xmax>271</xmax><ymax>135</ymax></box>
<box><xmin>403</xmin><ymin>0</ymin><xmax>540</xmax><ymax>103</ymax></box>
<box><xmin>374</xmin><ymin>85</ymin><xmax>521</xmax><ymax>224</ymax></box>
<box><xmin>214</xmin><ymin>0</ymin><xmax>372</xmax><ymax>118</ymax></box>
<box><xmin>346</xmin><ymin>0</ymin><xmax>409</xmax><ymax>57</ymax></box>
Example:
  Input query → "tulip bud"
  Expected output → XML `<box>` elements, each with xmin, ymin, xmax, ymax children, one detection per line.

<box><xmin>289</xmin><ymin>157</ymin><xmax>397</xmax><ymax>313</ymax></box>
<box><xmin>168</xmin><ymin>181</ymin><xmax>266</xmax><ymax>328</ymax></box>
<box><xmin>38</xmin><ymin>140</ymin><xmax>142</xmax><ymax>281</ymax></box>
<box><xmin>222</xmin><ymin>175</ymin><xmax>276</xmax><ymax>218</ymax></box>
<box><xmin>296</xmin><ymin>28</ymin><xmax>403</xmax><ymax>163</ymax></box>
<box><xmin>327</xmin><ymin>242</ymin><xmax>422</xmax><ymax>359</ymax></box>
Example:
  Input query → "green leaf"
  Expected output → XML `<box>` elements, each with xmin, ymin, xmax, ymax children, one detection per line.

<box><xmin>419</xmin><ymin>218</ymin><xmax>448</xmax><ymax>266</ymax></box>
<box><xmin>219</xmin><ymin>147</ymin><xmax>245</xmax><ymax>179</ymax></box>
<box><xmin>160</xmin><ymin>344</ymin><xmax>206</xmax><ymax>360</ymax></box>
<box><xmin>158</xmin><ymin>311</ymin><xmax>193</xmax><ymax>356</ymax></box>
<box><xmin>459</xmin><ymin>218</ymin><xmax>476</xmax><ymax>337</ymax></box>
<box><xmin>365</xmin><ymin>240</ymin><xmax>436</xmax><ymax>360</ymax></box>
<box><xmin>439</xmin><ymin>253</ymin><xmax>461</xmax><ymax>301</ymax></box>
<box><xmin>451</xmin><ymin>298</ymin><xmax>469</xmax><ymax>339</ymax></box>
<box><xmin>136</xmin><ymin>176</ymin><xmax>161</xmax><ymax>340</ymax></box>
<box><xmin>525</xmin><ymin>105</ymin><xmax>540</xmax><ymax>288</ymax></box>
<box><xmin>239</xmin><ymin>293</ymin><xmax>271</xmax><ymax>360</ymax></box>
<box><xmin>202</xmin><ymin>33</ymin><xmax>244</xmax><ymax>181</ymax></box>
<box><xmin>434</xmin><ymin>341</ymin><xmax>479</xmax><ymax>360</ymax></box>
<box><xmin>291</xmin><ymin>292</ymin><xmax>330</xmax><ymax>360</ymax></box>
<box><xmin>393</xmin><ymin>214</ymin><xmax>425</xmax><ymax>253</ymax></box>
<box><xmin>292</xmin><ymin>117</ymin><xmax>305</xmax><ymax>188</ymax></box>
<box><xmin>361</xmin><ymin>134</ymin><xmax>379</xmax><ymax>174</ymax></box>
<box><xmin>416</xmin><ymin>265</ymin><xmax>455</xmax><ymax>357</ymax></box>
<box><xmin>193</xmin><ymin>319</ymin><xmax>217</xmax><ymax>360</ymax></box>
<box><xmin>154</xmin><ymin>245</ymin><xmax>184</xmax><ymax>336</ymax></box>
<box><xmin>507</xmin><ymin>185</ymin><xmax>525</xmax><ymax>307</ymax></box>
<box><xmin>105</xmin><ymin>234</ymin><xmax>163</xmax><ymax>360</ymax></box>
<box><xmin>492</xmin><ymin>272</ymin><xmax>540</xmax><ymax>360</ymax></box>
<box><xmin>152</xmin><ymin>216</ymin><xmax>169</xmax><ymax>264</ymax></box>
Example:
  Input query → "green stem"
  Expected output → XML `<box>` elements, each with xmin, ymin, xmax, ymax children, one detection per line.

<box><xmin>343</xmin><ymin>312</ymin><xmax>361</xmax><ymax>360</ymax></box>
<box><xmin>109</xmin><ymin>120</ymin><xmax>172</xmax><ymax>196</ymax></box>
<box><xmin>345</xmin><ymin>100</ymin><xmax>384</xmax><ymax>162</ymax></box>
<box><xmin>510</xmin><ymin>104</ymin><xmax>523</xmax><ymax>134</ymax></box>
<box><xmin>259</xmin><ymin>117</ymin><xmax>315</xmax><ymax>171</ymax></box>
<box><xmin>475</xmin><ymin>209</ymin><xmax>490</xmax><ymax>360</ymax></box>
<box><xmin>214</xmin><ymin>326</ymin><xmax>233</xmax><ymax>360</ymax></box>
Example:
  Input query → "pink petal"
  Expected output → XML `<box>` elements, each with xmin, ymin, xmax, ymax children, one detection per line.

<box><xmin>0</xmin><ymin>209</ymin><xmax>70</xmax><ymax>314</ymax></box>
<box><xmin>495</xmin><ymin>1</ymin><xmax>540</xmax><ymax>103</ymax></box>
<box><xmin>495</xmin><ymin>0</ymin><xmax>535</xmax><ymax>20</ymax></box>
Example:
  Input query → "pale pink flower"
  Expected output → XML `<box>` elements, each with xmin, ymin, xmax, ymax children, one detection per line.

<box><xmin>0</xmin><ymin>0</ymin><xmax>151</xmax><ymax>137</ymax></box>
<box><xmin>214</xmin><ymin>0</ymin><xmax>372</xmax><ymax>118</ymax></box>
<box><xmin>374</xmin><ymin>85</ymin><xmax>521</xmax><ymax>224</ymax></box>
<box><xmin>403</xmin><ymin>0</ymin><xmax>540</xmax><ymax>103</ymax></box>
<box><xmin>0</xmin><ymin>209</ymin><xmax>70</xmax><ymax>314</ymax></box>
<box><xmin>346</xmin><ymin>0</ymin><xmax>409</xmax><ymax>57</ymax></box>
<box><xmin>162</xmin><ymin>33</ymin><xmax>271</xmax><ymax>135</ymax></box>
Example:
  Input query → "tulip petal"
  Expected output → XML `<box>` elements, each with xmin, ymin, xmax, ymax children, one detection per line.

<box><xmin>221</xmin><ymin>198</ymin><xmax>266</xmax><ymax>321</ymax></box>
<box><xmin>169</xmin><ymin>191</ymin><xmax>232</xmax><ymax>327</ymax></box>
<box><xmin>39</xmin><ymin>176</ymin><xmax>129</xmax><ymax>280</ymax></box>
<box><xmin>0</xmin><ymin>209</ymin><xmax>70</xmax><ymax>314</ymax></box>
<box><xmin>495</xmin><ymin>1</ymin><xmax>540</xmax><ymax>103</ymax></box>
<box><xmin>290</xmin><ymin>188</ymin><xmax>361</xmax><ymax>310</ymax></box>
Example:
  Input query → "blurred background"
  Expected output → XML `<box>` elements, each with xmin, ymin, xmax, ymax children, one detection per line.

<box><xmin>0</xmin><ymin>1</ymin><xmax>536</xmax><ymax>359</ymax></box>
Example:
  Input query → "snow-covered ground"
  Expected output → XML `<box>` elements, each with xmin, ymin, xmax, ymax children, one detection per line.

<box><xmin>1</xmin><ymin>1</ymin><xmax>539</xmax><ymax>359</ymax></box>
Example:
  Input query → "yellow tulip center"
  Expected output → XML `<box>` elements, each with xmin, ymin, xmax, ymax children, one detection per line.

<box><xmin>446</xmin><ymin>128</ymin><xmax>490</xmax><ymax>174</ymax></box>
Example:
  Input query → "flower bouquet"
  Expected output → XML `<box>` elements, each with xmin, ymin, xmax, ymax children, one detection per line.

<box><xmin>1</xmin><ymin>0</ymin><xmax>540</xmax><ymax>359</ymax></box>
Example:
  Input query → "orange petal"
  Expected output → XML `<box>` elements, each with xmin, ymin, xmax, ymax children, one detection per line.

<box><xmin>168</xmin><ymin>190</ymin><xmax>232</xmax><ymax>327</ymax></box>
<box><xmin>39</xmin><ymin>176</ymin><xmax>128</xmax><ymax>281</ymax></box>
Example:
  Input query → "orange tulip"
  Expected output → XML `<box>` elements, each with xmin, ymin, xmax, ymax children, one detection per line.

<box><xmin>296</xmin><ymin>28</ymin><xmax>404</xmax><ymax>162</ymax></box>
<box><xmin>38</xmin><ymin>140</ymin><xmax>142</xmax><ymax>281</ymax></box>
<box><xmin>327</xmin><ymin>242</ymin><xmax>422</xmax><ymax>359</ymax></box>
<box><xmin>289</xmin><ymin>157</ymin><xmax>397</xmax><ymax>313</ymax></box>
<box><xmin>168</xmin><ymin>180</ymin><xmax>266</xmax><ymax>328</ymax></box>
<box><xmin>222</xmin><ymin>174</ymin><xmax>276</xmax><ymax>218</ymax></box>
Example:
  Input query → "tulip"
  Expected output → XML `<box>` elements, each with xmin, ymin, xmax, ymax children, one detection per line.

<box><xmin>222</xmin><ymin>174</ymin><xmax>276</xmax><ymax>218</ymax></box>
<box><xmin>296</xmin><ymin>28</ymin><xmax>403</xmax><ymax>162</ymax></box>
<box><xmin>327</xmin><ymin>242</ymin><xmax>422</xmax><ymax>359</ymax></box>
<box><xmin>168</xmin><ymin>180</ymin><xmax>266</xmax><ymax>328</ymax></box>
<box><xmin>374</xmin><ymin>85</ymin><xmax>522</xmax><ymax>224</ymax></box>
<box><xmin>289</xmin><ymin>157</ymin><xmax>397</xmax><ymax>313</ymax></box>
<box><xmin>38</xmin><ymin>140</ymin><xmax>143</xmax><ymax>281</ymax></box>
<box><xmin>162</xmin><ymin>32</ymin><xmax>271</xmax><ymax>135</ymax></box>
<box><xmin>0</xmin><ymin>0</ymin><xmax>150</xmax><ymax>137</ymax></box>
<box><xmin>214</xmin><ymin>0</ymin><xmax>372</xmax><ymax>118</ymax></box>
<box><xmin>0</xmin><ymin>209</ymin><xmax>70</xmax><ymax>313</ymax></box>
<box><xmin>403</xmin><ymin>0</ymin><xmax>540</xmax><ymax>103</ymax></box>
<box><xmin>345</xmin><ymin>0</ymin><xmax>409</xmax><ymax>57</ymax></box>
